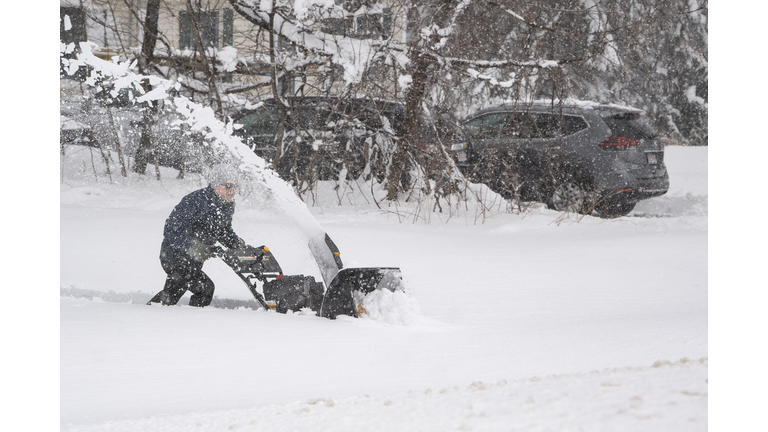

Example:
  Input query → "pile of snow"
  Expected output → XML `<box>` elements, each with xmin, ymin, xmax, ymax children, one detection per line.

<box><xmin>357</xmin><ymin>287</ymin><xmax>422</xmax><ymax>326</ymax></box>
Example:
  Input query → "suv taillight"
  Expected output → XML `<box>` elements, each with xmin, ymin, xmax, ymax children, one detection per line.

<box><xmin>599</xmin><ymin>136</ymin><xmax>637</xmax><ymax>150</ymax></box>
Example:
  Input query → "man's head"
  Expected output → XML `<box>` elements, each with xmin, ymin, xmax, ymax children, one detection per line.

<box><xmin>208</xmin><ymin>164</ymin><xmax>239</xmax><ymax>202</ymax></box>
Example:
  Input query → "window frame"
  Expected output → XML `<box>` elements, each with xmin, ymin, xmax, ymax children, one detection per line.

<box><xmin>179</xmin><ymin>9</ymin><xmax>222</xmax><ymax>50</ymax></box>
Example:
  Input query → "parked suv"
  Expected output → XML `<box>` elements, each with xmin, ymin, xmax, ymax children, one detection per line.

<box><xmin>459</xmin><ymin>100</ymin><xmax>669</xmax><ymax>217</ymax></box>
<box><xmin>230</xmin><ymin>96</ymin><xmax>470</xmax><ymax>184</ymax></box>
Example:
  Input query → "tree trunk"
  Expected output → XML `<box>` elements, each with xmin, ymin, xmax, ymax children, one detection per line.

<box><xmin>386</xmin><ymin>50</ymin><xmax>432</xmax><ymax>200</ymax></box>
<box><xmin>269</xmin><ymin>12</ymin><xmax>288</xmax><ymax>168</ymax></box>
<box><xmin>105</xmin><ymin>105</ymin><xmax>127</xmax><ymax>177</ymax></box>
<box><xmin>132</xmin><ymin>0</ymin><xmax>161</xmax><ymax>175</ymax></box>
<box><xmin>185</xmin><ymin>0</ymin><xmax>224</xmax><ymax>116</ymax></box>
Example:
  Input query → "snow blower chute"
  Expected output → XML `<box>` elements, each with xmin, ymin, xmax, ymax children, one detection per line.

<box><xmin>215</xmin><ymin>241</ymin><xmax>403</xmax><ymax>319</ymax></box>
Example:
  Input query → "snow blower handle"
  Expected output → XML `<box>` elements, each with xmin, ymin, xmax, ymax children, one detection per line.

<box><xmin>215</xmin><ymin>244</ymin><xmax>282</xmax><ymax>311</ymax></box>
<box><xmin>210</xmin><ymin>245</ymin><xmax>226</xmax><ymax>258</ymax></box>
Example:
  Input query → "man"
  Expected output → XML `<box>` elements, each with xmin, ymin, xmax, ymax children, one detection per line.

<box><xmin>148</xmin><ymin>164</ymin><xmax>247</xmax><ymax>307</ymax></box>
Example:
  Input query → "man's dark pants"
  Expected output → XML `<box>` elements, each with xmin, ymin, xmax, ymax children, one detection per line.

<box><xmin>148</xmin><ymin>246</ymin><xmax>214</xmax><ymax>307</ymax></box>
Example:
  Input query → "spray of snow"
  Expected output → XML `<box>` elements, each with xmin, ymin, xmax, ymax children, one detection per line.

<box><xmin>356</xmin><ymin>288</ymin><xmax>422</xmax><ymax>326</ymax></box>
<box><xmin>62</xmin><ymin>40</ymin><xmax>344</xmax><ymax>286</ymax></box>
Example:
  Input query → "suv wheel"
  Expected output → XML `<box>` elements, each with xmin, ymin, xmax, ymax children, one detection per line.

<box><xmin>547</xmin><ymin>180</ymin><xmax>589</xmax><ymax>213</ymax></box>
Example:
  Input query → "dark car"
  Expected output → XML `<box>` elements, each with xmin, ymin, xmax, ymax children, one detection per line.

<box><xmin>459</xmin><ymin>100</ymin><xmax>669</xmax><ymax>218</ymax></box>
<box><xmin>60</xmin><ymin>115</ymin><xmax>99</xmax><ymax>148</ymax></box>
<box><xmin>230</xmin><ymin>96</ymin><xmax>470</xmax><ymax>184</ymax></box>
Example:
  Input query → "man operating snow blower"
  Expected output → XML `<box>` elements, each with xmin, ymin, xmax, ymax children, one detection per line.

<box><xmin>146</xmin><ymin>163</ymin><xmax>406</xmax><ymax>318</ymax></box>
<box><xmin>147</xmin><ymin>164</ymin><xmax>248</xmax><ymax>307</ymax></box>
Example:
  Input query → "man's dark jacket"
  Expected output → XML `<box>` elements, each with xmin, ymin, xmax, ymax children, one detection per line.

<box><xmin>161</xmin><ymin>186</ymin><xmax>243</xmax><ymax>260</ymax></box>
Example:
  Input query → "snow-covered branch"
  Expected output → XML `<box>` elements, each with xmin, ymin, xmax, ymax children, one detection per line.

<box><xmin>419</xmin><ymin>0</ymin><xmax>472</xmax><ymax>51</ymax></box>
<box><xmin>62</xmin><ymin>41</ymin><xmax>265</xmax><ymax>169</ymax></box>
<box><xmin>446</xmin><ymin>57</ymin><xmax>560</xmax><ymax>69</ymax></box>
<box><xmin>229</xmin><ymin>0</ymin><xmax>409</xmax><ymax>84</ymax></box>
<box><xmin>466</xmin><ymin>68</ymin><xmax>515</xmax><ymax>88</ymax></box>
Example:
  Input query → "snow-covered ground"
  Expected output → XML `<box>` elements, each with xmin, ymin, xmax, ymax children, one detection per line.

<box><xmin>59</xmin><ymin>146</ymin><xmax>707</xmax><ymax>431</ymax></box>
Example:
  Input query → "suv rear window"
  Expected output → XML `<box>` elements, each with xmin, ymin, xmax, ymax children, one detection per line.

<box><xmin>603</xmin><ymin>113</ymin><xmax>658</xmax><ymax>141</ymax></box>
<box><xmin>558</xmin><ymin>115</ymin><xmax>588</xmax><ymax>136</ymax></box>
<box><xmin>464</xmin><ymin>112</ymin><xmax>588</xmax><ymax>139</ymax></box>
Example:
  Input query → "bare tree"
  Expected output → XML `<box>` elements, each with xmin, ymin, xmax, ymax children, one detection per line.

<box><xmin>61</xmin><ymin>0</ymin><xmax>707</xmax><ymax>213</ymax></box>
<box><xmin>132</xmin><ymin>0</ymin><xmax>162</xmax><ymax>176</ymax></box>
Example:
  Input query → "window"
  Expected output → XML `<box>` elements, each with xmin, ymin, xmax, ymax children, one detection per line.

<box><xmin>464</xmin><ymin>113</ymin><xmax>510</xmax><ymax>139</ymax></box>
<box><xmin>559</xmin><ymin>115</ymin><xmax>589</xmax><ymax>136</ymax></box>
<box><xmin>510</xmin><ymin>113</ymin><xmax>589</xmax><ymax>139</ymax></box>
<box><xmin>222</xmin><ymin>9</ymin><xmax>234</xmax><ymax>46</ymax></box>
<box><xmin>322</xmin><ymin>17</ymin><xmax>349</xmax><ymax>35</ymax></box>
<box><xmin>321</xmin><ymin>6</ymin><xmax>392</xmax><ymax>39</ymax></box>
<box><xmin>179</xmin><ymin>9</ymin><xmax>234</xmax><ymax>50</ymax></box>
<box><xmin>503</xmin><ymin>112</ymin><xmax>541</xmax><ymax>139</ymax></box>
<box><xmin>469</xmin><ymin>112</ymin><xmax>589</xmax><ymax>140</ymax></box>
<box><xmin>603</xmin><ymin>113</ymin><xmax>658</xmax><ymax>141</ymax></box>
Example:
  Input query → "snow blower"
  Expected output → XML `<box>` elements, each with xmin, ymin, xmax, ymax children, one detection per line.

<box><xmin>214</xmin><ymin>244</ymin><xmax>403</xmax><ymax>319</ymax></box>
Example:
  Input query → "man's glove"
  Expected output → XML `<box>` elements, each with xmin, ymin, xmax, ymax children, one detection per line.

<box><xmin>188</xmin><ymin>240</ymin><xmax>214</xmax><ymax>262</ymax></box>
<box><xmin>232</xmin><ymin>238</ymin><xmax>247</xmax><ymax>250</ymax></box>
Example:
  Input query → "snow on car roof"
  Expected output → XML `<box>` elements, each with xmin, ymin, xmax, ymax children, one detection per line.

<box><xmin>472</xmin><ymin>98</ymin><xmax>644</xmax><ymax>116</ymax></box>
<box><xmin>60</xmin><ymin>115</ymin><xmax>91</xmax><ymax>131</ymax></box>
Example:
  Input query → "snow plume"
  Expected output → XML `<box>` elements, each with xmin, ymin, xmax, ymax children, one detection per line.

<box><xmin>62</xmin><ymin>40</ymin><xmax>342</xmax><ymax>285</ymax></box>
<box><xmin>169</xmin><ymin>98</ymin><xmax>342</xmax><ymax>285</ymax></box>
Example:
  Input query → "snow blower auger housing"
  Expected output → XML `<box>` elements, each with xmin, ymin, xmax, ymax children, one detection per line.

<box><xmin>216</xmin><ymin>245</ymin><xmax>403</xmax><ymax>319</ymax></box>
